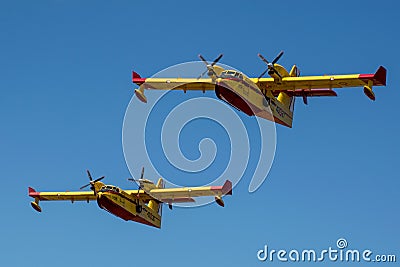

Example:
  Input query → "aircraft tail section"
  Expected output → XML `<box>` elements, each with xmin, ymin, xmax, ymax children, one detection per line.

<box><xmin>289</xmin><ymin>64</ymin><xmax>300</xmax><ymax>77</ymax></box>
<box><xmin>275</xmin><ymin>64</ymin><xmax>299</xmax><ymax>127</ymax></box>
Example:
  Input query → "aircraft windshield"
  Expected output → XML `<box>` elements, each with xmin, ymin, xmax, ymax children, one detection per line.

<box><xmin>220</xmin><ymin>71</ymin><xmax>243</xmax><ymax>79</ymax></box>
<box><xmin>100</xmin><ymin>185</ymin><xmax>120</xmax><ymax>193</ymax></box>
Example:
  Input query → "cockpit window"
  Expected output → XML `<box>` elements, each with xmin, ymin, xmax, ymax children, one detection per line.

<box><xmin>220</xmin><ymin>71</ymin><xmax>239</xmax><ymax>78</ymax></box>
<box><xmin>99</xmin><ymin>185</ymin><xmax>120</xmax><ymax>193</ymax></box>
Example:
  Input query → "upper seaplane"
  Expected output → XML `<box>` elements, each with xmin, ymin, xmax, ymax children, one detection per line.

<box><xmin>132</xmin><ymin>51</ymin><xmax>387</xmax><ymax>128</ymax></box>
<box><xmin>28</xmin><ymin>168</ymin><xmax>232</xmax><ymax>228</ymax></box>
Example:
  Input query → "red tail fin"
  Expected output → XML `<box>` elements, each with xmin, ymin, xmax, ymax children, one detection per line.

<box><xmin>222</xmin><ymin>180</ymin><xmax>232</xmax><ymax>195</ymax></box>
<box><xmin>373</xmin><ymin>66</ymin><xmax>387</xmax><ymax>86</ymax></box>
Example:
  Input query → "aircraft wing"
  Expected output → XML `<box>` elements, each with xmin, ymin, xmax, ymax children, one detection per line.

<box><xmin>133</xmin><ymin>71</ymin><xmax>215</xmax><ymax>91</ymax></box>
<box><xmin>252</xmin><ymin>66</ymin><xmax>387</xmax><ymax>98</ymax></box>
<box><xmin>147</xmin><ymin>180</ymin><xmax>232</xmax><ymax>203</ymax></box>
<box><xmin>28</xmin><ymin>187</ymin><xmax>96</xmax><ymax>202</ymax></box>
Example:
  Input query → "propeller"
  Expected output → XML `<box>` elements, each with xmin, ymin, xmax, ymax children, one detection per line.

<box><xmin>80</xmin><ymin>170</ymin><xmax>105</xmax><ymax>195</ymax></box>
<box><xmin>127</xmin><ymin>167</ymin><xmax>146</xmax><ymax>198</ymax></box>
<box><xmin>257</xmin><ymin>51</ymin><xmax>284</xmax><ymax>79</ymax></box>
<box><xmin>197</xmin><ymin>54</ymin><xmax>223</xmax><ymax>79</ymax></box>
<box><xmin>127</xmin><ymin>166</ymin><xmax>145</xmax><ymax>183</ymax></box>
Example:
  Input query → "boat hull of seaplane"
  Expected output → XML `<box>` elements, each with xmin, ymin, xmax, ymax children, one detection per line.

<box><xmin>97</xmin><ymin>191</ymin><xmax>161</xmax><ymax>228</ymax></box>
<box><xmin>215</xmin><ymin>78</ymin><xmax>291</xmax><ymax>127</ymax></box>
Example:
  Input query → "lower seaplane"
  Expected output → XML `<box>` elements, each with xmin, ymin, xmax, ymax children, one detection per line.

<box><xmin>132</xmin><ymin>51</ymin><xmax>387</xmax><ymax>128</ymax></box>
<box><xmin>28</xmin><ymin>168</ymin><xmax>232</xmax><ymax>228</ymax></box>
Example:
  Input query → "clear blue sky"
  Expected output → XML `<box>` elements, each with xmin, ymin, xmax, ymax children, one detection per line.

<box><xmin>1</xmin><ymin>1</ymin><xmax>399</xmax><ymax>266</ymax></box>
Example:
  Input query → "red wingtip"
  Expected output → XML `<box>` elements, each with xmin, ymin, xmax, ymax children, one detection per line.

<box><xmin>222</xmin><ymin>180</ymin><xmax>232</xmax><ymax>195</ymax></box>
<box><xmin>374</xmin><ymin>66</ymin><xmax>387</xmax><ymax>86</ymax></box>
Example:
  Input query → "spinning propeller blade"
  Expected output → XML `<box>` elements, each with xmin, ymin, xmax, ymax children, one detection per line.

<box><xmin>87</xmin><ymin>170</ymin><xmax>93</xmax><ymax>181</ymax></box>
<box><xmin>140</xmin><ymin>166</ymin><xmax>144</xmax><ymax>179</ymax></box>
<box><xmin>211</xmin><ymin>54</ymin><xmax>223</xmax><ymax>66</ymax></box>
<box><xmin>257</xmin><ymin>68</ymin><xmax>269</xmax><ymax>80</ymax></box>
<box><xmin>80</xmin><ymin>170</ymin><xmax>105</xmax><ymax>195</ymax></box>
<box><xmin>127</xmin><ymin>167</ymin><xmax>146</xmax><ymax>192</ymax></box>
<box><xmin>198</xmin><ymin>54</ymin><xmax>208</xmax><ymax>65</ymax></box>
<box><xmin>272</xmin><ymin>51</ymin><xmax>284</xmax><ymax>64</ymax></box>
<box><xmin>197</xmin><ymin>54</ymin><xmax>223</xmax><ymax>79</ymax></box>
<box><xmin>258</xmin><ymin>53</ymin><xmax>270</xmax><ymax>65</ymax></box>
<box><xmin>257</xmin><ymin>51</ymin><xmax>284</xmax><ymax>79</ymax></box>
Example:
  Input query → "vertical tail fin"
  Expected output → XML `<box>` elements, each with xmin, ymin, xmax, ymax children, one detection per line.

<box><xmin>289</xmin><ymin>65</ymin><xmax>300</xmax><ymax>77</ymax></box>
<box><xmin>148</xmin><ymin>178</ymin><xmax>165</xmax><ymax>215</ymax></box>
<box><xmin>275</xmin><ymin>64</ymin><xmax>299</xmax><ymax>127</ymax></box>
<box><xmin>156</xmin><ymin>178</ymin><xmax>165</xmax><ymax>189</ymax></box>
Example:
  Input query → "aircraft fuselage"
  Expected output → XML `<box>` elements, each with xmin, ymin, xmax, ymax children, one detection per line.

<box><xmin>97</xmin><ymin>187</ymin><xmax>161</xmax><ymax>228</ymax></box>
<box><xmin>215</xmin><ymin>71</ymin><xmax>294</xmax><ymax>127</ymax></box>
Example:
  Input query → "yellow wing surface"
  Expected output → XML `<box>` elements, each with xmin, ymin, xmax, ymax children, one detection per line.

<box><xmin>125</xmin><ymin>180</ymin><xmax>233</xmax><ymax>203</ymax></box>
<box><xmin>29</xmin><ymin>187</ymin><xmax>96</xmax><ymax>202</ymax></box>
<box><xmin>253</xmin><ymin>66</ymin><xmax>386</xmax><ymax>99</ymax></box>
<box><xmin>132</xmin><ymin>71</ymin><xmax>214</xmax><ymax>102</ymax></box>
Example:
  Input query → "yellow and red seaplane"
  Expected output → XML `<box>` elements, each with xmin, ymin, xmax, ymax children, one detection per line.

<box><xmin>28</xmin><ymin>169</ymin><xmax>232</xmax><ymax>228</ymax></box>
<box><xmin>132</xmin><ymin>51</ymin><xmax>387</xmax><ymax>128</ymax></box>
